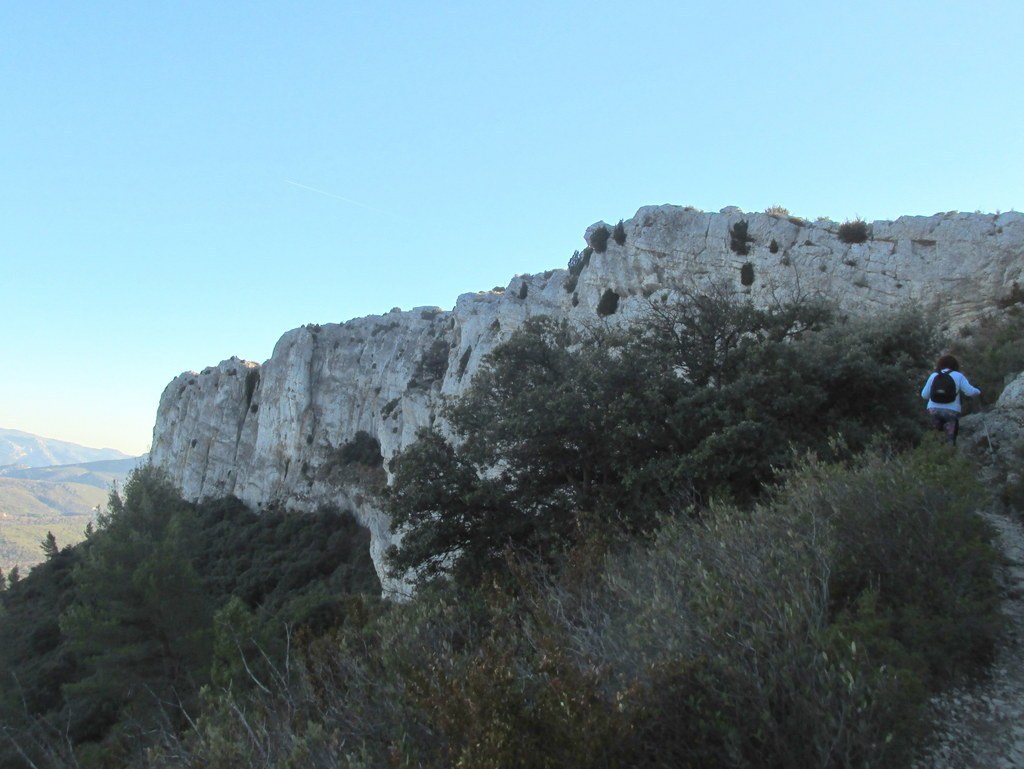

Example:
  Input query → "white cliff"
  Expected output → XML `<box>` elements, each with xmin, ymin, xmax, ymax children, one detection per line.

<box><xmin>150</xmin><ymin>204</ymin><xmax>1024</xmax><ymax>590</ymax></box>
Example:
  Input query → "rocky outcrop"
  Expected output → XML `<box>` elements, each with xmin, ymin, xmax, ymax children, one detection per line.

<box><xmin>961</xmin><ymin>371</ymin><xmax>1024</xmax><ymax>494</ymax></box>
<box><xmin>150</xmin><ymin>205</ymin><xmax>1024</xmax><ymax>591</ymax></box>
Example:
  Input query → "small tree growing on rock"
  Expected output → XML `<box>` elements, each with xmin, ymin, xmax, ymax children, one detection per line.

<box><xmin>612</xmin><ymin>219</ymin><xmax>627</xmax><ymax>246</ymax></box>
<box><xmin>729</xmin><ymin>220</ymin><xmax>753</xmax><ymax>255</ymax></box>
<box><xmin>838</xmin><ymin>218</ymin><xmax>870</xmax><ymax>244</ymax></box>
<box><xmin>590</xmin><ymin>225</ymin><xmax>611</xmax><ymax>254</ymax></box>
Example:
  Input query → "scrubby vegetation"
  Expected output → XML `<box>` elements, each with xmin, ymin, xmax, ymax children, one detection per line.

<box><xmin>950</xmin><ymin>306</ymin><xmax>1024</xmax><ymax>405</ymax></box>
<box><xmin>0</xmin><ymin>467</ymin><xmax>379</xmax><ymax>768</ymax></box>
<box><xmin>729</xmin><ymin>219</ymin><xmax>753</xmax><ymax>255</ymax></box>
<box><xmin>740</xmin><ymin>261</ymin><xmax>755</xmax><ymax>285</ymax></box>
<box><xmin>385</xmin><ymin>287</ymin><xmax>936</xmax><ymax>587</ymax></box>
<box><xmin>408</xmin><ymin>338</ymin><xmax>451</xmax><ymax>390</ymax></box>
<box><xmin>589</xmin><ymin>225</ymin><xmax>611</xmax><ymax>254</ymax></box>
<box><xmin>99</xmin><ymin>445</ymin><xmax>996</xmax><ymax>769</ymax></box>
<box><xmin>564</xmin><ymin>247</ymin><xmax>594</xmax><ymax>293</ymax></box>
<box><xmin>0</xmin><ymin>285</ymin><xmax>1008</xmax><ymax>769</ymax></box>
<box><xmin>839</xmin><ymin>218</ymin><xmax>870</xmax><ymax>244</ymax></box>
<box><xmin>612</xmin><ymin>219</ymin><xmax>626</xmax><ymax>246</ymax></box>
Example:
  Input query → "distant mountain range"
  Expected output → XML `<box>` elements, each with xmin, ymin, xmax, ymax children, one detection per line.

<box><xmin>0</xmin><ymin>430</ymin><xmax>144</xmax><ymax>576</ymax></box>
<box><xmin>0</xmin><ymin>428</ymin><xmax>132</xmax><ymax>469</ymax></box>
<box><xmin>0</xmin><ymin>456</ymin><xmax>143</xmax><ymax>487</ymax></box>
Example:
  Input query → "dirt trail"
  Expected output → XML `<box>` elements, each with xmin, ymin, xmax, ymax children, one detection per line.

<box><xmin>913</xmin><ymin>510</ymin><xmax>1024</xmax><ymax>769</ymax></box>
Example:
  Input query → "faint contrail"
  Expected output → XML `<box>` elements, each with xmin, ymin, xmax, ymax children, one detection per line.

<box><xmin>284</xmin><ymin>179</ymin><xmax>379</xmax><ymax>212</ymax></box>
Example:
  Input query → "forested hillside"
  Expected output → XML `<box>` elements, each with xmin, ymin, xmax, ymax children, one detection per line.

<box><xmin>2</xmin><ymin>288</ymin><xmax>1023</xmax><ymax>769</ymax></box>
<box><xmin>0</xmin><ymin>458</ymin><xmax>141</xmax><ymax>574</ymax></box>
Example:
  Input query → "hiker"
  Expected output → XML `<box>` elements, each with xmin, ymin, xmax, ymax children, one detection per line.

<box><xmin>921</xmin><ymin>354</ymin><xmax>981</xmax><ymax>445</ymax></box>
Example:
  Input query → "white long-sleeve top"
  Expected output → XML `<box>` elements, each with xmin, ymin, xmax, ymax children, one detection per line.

<box><xmin>921</xmin><ymin>369</ymin><xmax>981</xmax><ymax>412</ymax></box>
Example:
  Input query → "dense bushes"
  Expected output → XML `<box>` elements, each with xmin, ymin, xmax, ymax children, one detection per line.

<box><xmin>409</xmin><ymin>338</ymin><xmax>451</xmax><ymax>390</ymax></box>
<box><xmin>0</xmin><ymin>468</ymin><xmax>379</xmax><ymax>769</ymax></box>
<box><xmin>589</xmin><ymin>224</ymin><xmax>611</xmax><ymax>253</ymax></box>
<box><xmin>386</xmin><ymin>289</ymin><xmax>936</xmax><ymax>586</ymax></box>
<box><xmin>949</xmin><ymin>306</ymin><xmax>1024</xmax><ymax>405</ymax></box>
<box><xmin>740</xmin><ymin>261</ymin><xmax>755</xmax><ymax>285</ymax></box>
<box><xmin>564</xmin><ymin>442</ymin><xmax>997</xmax><ymax>767</ymax></box>
<box><xmin>839</xmin><ymin>218</ymin><xmax>870</xmax><ymax>244</ymax></box>
<box><xmin>612</xmin><ymin>219</ymin><xmax>626</xmax><ymax>246</ymax></box>
<box><xmin>729</xmin><ymin>219</ymin><xmax>753</xmax><ymax>255</ymax></box>
<box><xmin>801</xmin><ymin>444</ymin><xmax>1001</xmax><ymax>685</ymax></box>
<box><xmin>139</xmin><ymin>444</ymin><xmax>999</xmax><ymax>769</ymax></box>
<box><xmin>334</xmin><ymin>430</ymin><xmax>384</xmax><ymax>470</ymax></box>
<box><xmin>2</xmin><ymin>285</ymin><xmax>1005</xmax><ymax>768</ymax></box>
<box><xmin>59</xmin><ymin>467</ymin><xmax>213</xmax><ymax>747</ymax></box>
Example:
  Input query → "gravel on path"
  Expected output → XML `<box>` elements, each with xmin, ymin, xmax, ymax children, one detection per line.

<box><xmin>913</xmin><ymin>510</ymin><xmax>1024</xmax><ymax>769</ymax></box>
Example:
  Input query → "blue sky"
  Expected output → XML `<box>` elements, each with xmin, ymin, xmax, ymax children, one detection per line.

<box><xmin>2</xmin><ymin>1</ymin><xmax>1021</xmax><ymax>456</ymax></box>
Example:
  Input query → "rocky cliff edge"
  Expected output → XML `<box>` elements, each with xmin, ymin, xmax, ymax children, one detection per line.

<box><xmin>150</xmin><ymin>204</ymin><xmax>1024</xmax><ymax>591</ymax></box>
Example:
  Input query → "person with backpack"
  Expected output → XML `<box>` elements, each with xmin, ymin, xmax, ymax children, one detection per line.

<box><xmin>921</xmin><ymin>354</ymin><xmax>981</xmax><ymax>445</ymax></box>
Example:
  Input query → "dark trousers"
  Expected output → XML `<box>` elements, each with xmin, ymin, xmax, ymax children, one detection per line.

<box><xmin>928</xmin><ymin>408</ymin><xmax>959</xmax><ymax>445</ymax></box>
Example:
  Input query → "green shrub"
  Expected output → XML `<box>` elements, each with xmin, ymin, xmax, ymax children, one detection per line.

<box><xmin>567</xmin><ymin>249</ymin><xmax>581</xmax><ymax>274</ymax></box>
<box><xmin>385</xmin><ymin>297</ymin><xmax>937</xmax><ymax>587</ymax></box>
<box><xmin>784</xmin><ymin>442</ymin><xmax>1001</xmax><ymax>685</ymax></box>
<box><xmin>740</xmin><ymin>261</ymin><xmax>755</xmax><ymax>286</ymax></box>
<box><xmin>541</xmin><ymin>444</ymin><xmax>999</xmax><ymax>768</ymax></box>
<box><xmin>838</xmin><ymin>218</ymin><xmax>870</xmax><ymax>244</ymax></box>
<box><xmin>0</xmin><ymin>469</ymin><xmax>381</xmax><ymax>768</ymax></box>
<box><xmin>612</xmin><ymin>219</ymin><xmax>626</xmax><ymax>246</ymax></box>
<box><xmin>117</xmin><ymin>444</ymin><xmax>998</xmax><ymax>769</ymax></box>
<box><xmin>408</xmin><ymin>338</ymin><xmax>450</xmax><ymax>390</ymax></box>
<box><xmin>338</xmin><ymin>430</ymin><xmax>383</xmax><ymax>467</ymax></box>
<box><xmin>949</xmin><ymin>308</ymin><xmax>1024</xmax><ymax>404</ymax></box>
<box><xmin>565</xmin><ymin>248</ymin><xmax>593</xmax><ymax>292</ymax></box>
<box><xmin>590</xmin><ymin>225</ymin><xmax>611</xmax><ymax>254</ymax></box>
<box><xmin>729</xmin><ymin>220</ymin><xmax>752</xmax><ymax>255</ymax></box>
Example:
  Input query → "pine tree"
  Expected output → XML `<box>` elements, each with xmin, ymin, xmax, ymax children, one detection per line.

<box><xmin>61</xmin><ymin>465</ymin><xmax>213</xmax><ymax>739</ymax></box>
<box><xmin>613</xmin><ymin>219</ymin><xmax>626</xmax><ymax>245</ymax></box>
<box><xmin>41</xmin><ymin>531</ymin><xmax>59</xmax><ymax>560</ymax></box>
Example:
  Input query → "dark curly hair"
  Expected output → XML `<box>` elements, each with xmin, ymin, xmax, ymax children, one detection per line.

<box><xmin>936</xmin><ymin>354</ymin><xmax>959</xmax><ymax>372</ymax></box>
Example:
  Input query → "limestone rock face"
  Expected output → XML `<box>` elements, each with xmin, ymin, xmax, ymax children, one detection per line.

<box><xmin>997</xmin><ymin>372</ymin><xmax>1024</xmax><ymax>409</ymax></box>
<box><xmin>961</xmin><ymin>371</ymin><xmax>1024</xmax><ymax>493</ymax></box>
<box><xmin>149</xmin><ymin>205</ymin><xmax>1024</xmax><ymax>591</ymax></box>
